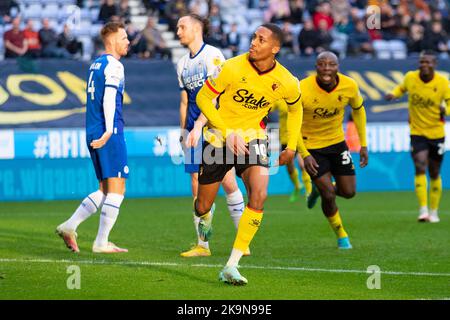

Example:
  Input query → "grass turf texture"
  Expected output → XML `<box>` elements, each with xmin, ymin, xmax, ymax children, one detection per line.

<box><xmin>0</xmin><ymin>191</ymin><xmax>449</xmax><ymax>300</ymax></box>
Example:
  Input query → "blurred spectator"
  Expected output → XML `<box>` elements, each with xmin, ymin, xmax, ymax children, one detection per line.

<box><xmin>225</xmin><ymin>23</ymin><xmax>241</xmax><ymax>57</ymax></box>
<box><xmin>3</xmin><ymin>16</ymin><xmax>27</xmax><ymax>58</ymax></box>
<box><xmin>392</xmin><ymin>4</ymin><xmax>411</xmax><ymax>41</ymax></box>
<box><xmin>349</xmin><ymin>0</ymin><xmax>367</xmax><ymax>10</ymax></box>
<box><xmin>189</xmin><ymin>0</ymin><xmax>209</xmax><ymax>18</ymax></box>
<box><xmin>118</xmin><ymin>0</ymin><xmax>131</xmax><ymax>23</ymax></box>
<box><xmin>347</xmin><ymin>19</ymin><xmax>373</xmax><ymax>57</ymax></box>
<box><xmin>280</xmin><ymin>21</ymin><xmax>299</xmax><ymax>57</ymax></box>
<box><xmin>411</xmin><ymin>9</ymin><xmax>431</xmax><ymax>29</ymax></box>
<box><xmin>289</xmin><ymin>0</ymin><xmax>306</xmax><ymax>25</ymax></box>
<box><xmin>379</xmin><ymin>2</ymin><xmax>397</xmax><ymax>40</ymax></box>
<box><xmin>209</xmin><ymin>4</ymin><xmax>223</xmax><ymax>30</ymax></box>
<box><xmin>98</xmin><ymin>0</ymin><xmax>118</xmax><ymax>24</ymax></box>
<box><xmin>58</xmin><ymin>24</ymin><xmax>83</xmax><ymax>59</ymax></box>
<box><xmin>0</xmin><ymin>0</ymin><xmax>19</xmax><ymax>25</ymax></box>
<box><xmin>331</xmin><ymin>0</ymin><xmax>351</xmax><ymax>23</ymax></box>
<box><xmin>306</xmin><ymin>0</ymin><xmax>320</xmax><ymax>16</ymax></box>
<box><xmin>23</xmin><ymin>19</ymin><xmax>41</xmax><ymax>58</ymax></box>
<box><xmin>165</xmin><ymin>0</ymin><xmax>188</xmax><ymax>32</ymax></box>
<box><xmin>407</xmin><ymin>23</ymin><xmax>426</xmax><ymax>54</ymax></box>
<box><xmin>39</xmin><ymin>18</ymin><xmax>70</xmax><ymax>58</ymax></box>
<box><xmin>265</xmin><ymin>0</ymin><xmax>291</xmax><ymax>23</ymax></box>
<box><xmin>126</xmin><ymin>23</ymin><xmax>146</xmax><ymax>58</ymax></box>
<box><xmin>424</xmin><ymin>20</ymin><xmax>448</xmax><ymax>56</ymax></box>
<box><xmin>430</xmin><ymin>9</ymin><xmax>450</xmax><ymax>34</ymax></box>
<box><xmin>313</xmin><ymin>1</ymin><xmax>333</xmax><ymax>30</ymax></box>
<box><xmin>141</xmin><ymin>16</ymin><xmax>172</xmax><ymax>60</ymax></box>
<box><xmin>315</xmin><ymin>19</ymin><xmax>333</xmax><ymax>53</ymax></box>
<box><xmin>206</xmin><ymin>18</ymin><xmax>226</xmax><ymax>49</ymax></box>
<box><xmin>143</xmin><ymin>0</ymin><xmax>167</xmax><ymax>17</ymax></box>
<box><xmin>398</xmin><ymin>0</ymin><xmax>430</xmax><ymax>19</ymax></box>
<box><xmin>298</xmin><ymin>19</ymin><xmax>317</xmax><ymax>56</ymax></box>
<box><xmin>335</xmin><ymin>15</ymin><xmax>354</xmax><ymax>35</ymax></box>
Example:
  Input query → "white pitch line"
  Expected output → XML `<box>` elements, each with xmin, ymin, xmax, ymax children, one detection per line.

<box><xmin>1</xmin><ymin>258</ymin><xmax>450</xmax><ymax>277</ymax></box>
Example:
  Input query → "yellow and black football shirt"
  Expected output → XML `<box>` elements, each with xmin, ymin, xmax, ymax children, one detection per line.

<box><xmin>390</xmin><ymin>70</ymin><xmax>450</xmax><ymax>139</ymax></box>
<box><xmin>197</xmin><ymin>53</ymin><xmax>302</xmax><ymax>150</ymax></box>
<box><xmin>300</xmin><ymin>73</ymin><xmax>365</xmax><ymax>150</ymax></box>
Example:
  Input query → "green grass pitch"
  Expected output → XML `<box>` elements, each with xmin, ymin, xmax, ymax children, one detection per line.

<box><xmin>0</xmin><ymin>191</ymin><xmax>449</xmax><ymax>300</ymax></box>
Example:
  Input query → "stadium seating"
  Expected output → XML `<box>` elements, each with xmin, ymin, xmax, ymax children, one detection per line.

<box><xmin>1</xmin><ymin>1</ymin><xmax>448</xmax><ymax>61</ymax></box>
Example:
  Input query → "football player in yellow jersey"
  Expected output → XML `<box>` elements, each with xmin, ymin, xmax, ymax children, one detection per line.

<box><xmin>385</xmin><ymin>51</ymin><xmax>450</xmax><ymax>223</ymax></box>
<box><xmin>273</xmin><ymin>100</ymin><xmax>312</xmax><ymax>201</ymax></box>
<box><xmin>191</xmin><ymin>23</ymin><xmax>303</xmax><ymax>285</ymax></box>
<box><xmin>299</xmin><ymin>52</ymin><xmax>368</xmax><ymax>250</ymax></box>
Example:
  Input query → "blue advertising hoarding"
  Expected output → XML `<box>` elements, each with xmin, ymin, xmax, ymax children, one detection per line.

<box><xmin>0</xmin><ymin>58</ymin><xmax>449</xmax><ymax>128</ymax></box>
<box><xmin>1</xmin><ymin>124</ymin><xmax>449</xmax><ymax>201</ymax></box>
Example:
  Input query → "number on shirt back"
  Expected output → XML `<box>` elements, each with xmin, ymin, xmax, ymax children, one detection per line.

<box><xmin>341</xmin><ymin>150</ymin><xmax>353</xmax><ymax>165</ymax></box>
<box><xmin>87</xmin><ymin>71</ymin><xmax>95</xmax><ymax>100</ymax></box>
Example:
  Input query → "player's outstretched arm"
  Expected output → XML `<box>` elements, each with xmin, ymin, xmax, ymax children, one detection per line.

<box><xmin>186</xmin><ymin>114</ymin><xmax>208</xmax><ymax>148</ymax></box>
<box><xmin>385</xmin><ymin>77</ymin><xmax>407</xmax><ymax>101</ymax></box>
<box><xmin>351</xmin><ymin>106</ymin><xmax>368</xmax><ymax>168</ymax></box>
<box><xmin>90</xmin><ymin>86</ymin><xmax>116</xmax><ymax>149</ymax></box>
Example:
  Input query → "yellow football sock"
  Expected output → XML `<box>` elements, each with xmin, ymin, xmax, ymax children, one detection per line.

<box><xmin>430</xmin><ymin>176</ymin><xmax>442</xmax><ymax>211</ymax></box>
<box><xmin>233</xmin><ymin>206</ymin><xmax>263</xmax><ymax>252</ymax></box>
<box><xmin>327</xmin><ymin>210</ymin><xmax>348</xmax><ymax>239</ymax></box>
<box><xmin>289</xmin><ymin>168</ymin><xmax>301</xmax><ymax>190</ymax></box>
<box><xmin>414</xmin><ymin>174</ymin><xmax>428</xmax><ymax>208</ymax></box>
<box><xmin>301</xmin><ymin>169</ymin><xmax>312</xmax><ymax>195</ymax></box>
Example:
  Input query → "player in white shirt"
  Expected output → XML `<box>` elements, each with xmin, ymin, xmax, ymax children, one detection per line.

<box><xmin>176</xmin><ymin>14</ymin><xmax>248</xmax><ymax>257</ymax></box>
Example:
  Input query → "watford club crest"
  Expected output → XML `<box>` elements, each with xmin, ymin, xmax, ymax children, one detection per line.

<box><xmin>272</xmin><ymin>83</ymin><xmax>279</xmax><ymax>91</ymax></box>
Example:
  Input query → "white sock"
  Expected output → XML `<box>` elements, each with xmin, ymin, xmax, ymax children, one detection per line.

<box><xmin>429</xmin><ymin>209</ymin><xmax>438</xmax><ymax>217</ymax></box>
<box><xmin>64</xmin><ymin>190</ymin><xmax>105</xmax><ymax>231</ymax></box>
<box><xmin>94</xmin><ymin>193</ymin><xmax>124</xmax><ymax>248</ymax></box>
<box><xmin>193</xmin><ymin>213</ymin><xmax>209</xmax><ymax>249</ymax></box>
<box><xmin>226</xmin><ymin>189</ymin><xmax>244</xmax><ymax>229</ymax></box>
<box><xmin>420</xmin><ymin>206</ymin><xmax>428</xmax><ymax>215</ymax></box>
<box><xmin>226</xmin><ymin>248</ymin><xmax>244</xmax><ymax>267</ymax></box>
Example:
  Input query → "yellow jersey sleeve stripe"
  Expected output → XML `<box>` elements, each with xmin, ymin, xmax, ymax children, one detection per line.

<box><xmin>205</xmin><ymin>79</ymin><xmax>220</xmax><ymax>95</ymax></box>
<box><xmin>351</xmin><ymin>102</ymin><xmax>364</xmax><ymax>110</ymax></box>
<box><xmin>286</xmin><ymin>94</ymin><xmax>301</xmax><ymax>105</ymax></box>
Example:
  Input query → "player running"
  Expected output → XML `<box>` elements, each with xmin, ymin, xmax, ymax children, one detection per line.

<box><xmin>300</xmin><ymin>51</ymin><xmax>368</xmax><ymax>250</ymax></box>
<box><xmin>193</xmin><ymin>23</ymin><xmax>303</xmax><ymax>285</ymax></box>
<box><xmin>385</xmin><ymin>51</ymin><xmax>450</xmax><ymax>223</ymax></box>
<box><xmin>56</xmin><ymin>22</ymin><xmax>129</xmax><ymax>253</ymax></box>
<box><xmin>176</xmin><ymin>14</ymin><xmax>247</xmax><ymax>257</ymax></box>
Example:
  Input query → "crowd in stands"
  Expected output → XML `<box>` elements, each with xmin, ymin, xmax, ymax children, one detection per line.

<box><xmin>1</xmin><ymin>0</ymin><xmax>449</xmax><ymax>61</ymax></box>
